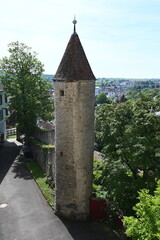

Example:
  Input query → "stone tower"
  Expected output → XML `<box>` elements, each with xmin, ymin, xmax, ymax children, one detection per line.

<box><xmin>53</xmin><ymin>19</ymin><xmax>96</xmax><ymax>221</ymax></box>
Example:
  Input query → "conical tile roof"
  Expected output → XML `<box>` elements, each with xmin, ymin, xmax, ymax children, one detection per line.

<box><xmin>54</xmin><ymin>32</ymin><xmax>96</xmax><ymax>81</ymax></box>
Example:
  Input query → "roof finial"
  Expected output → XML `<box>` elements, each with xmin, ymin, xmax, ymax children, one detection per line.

<box><xmin>72</xmin><ymin>15</ymin><xmax>77</xmax><ymax>34</ymax></box>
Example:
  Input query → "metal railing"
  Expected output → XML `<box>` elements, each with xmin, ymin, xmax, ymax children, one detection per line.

<box><xmin>6</xmin><ymin>128</ymin><xmax>16</xmax><ymax>136</ymax></box>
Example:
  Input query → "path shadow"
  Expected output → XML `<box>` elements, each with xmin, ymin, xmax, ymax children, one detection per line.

<box><xmin>0</xmin><ymin>141</ymin><xmax>20</xmax><ymax>184</ymax></box>
<box><xmin>11</xmin><ymin>154</ymin><xmax>33</xmax><ymax>180</ymax></box>
<box><xmin>61</xmin><ymin>218</ymin><xmax>120</xmax><ymax>240</ymax></box>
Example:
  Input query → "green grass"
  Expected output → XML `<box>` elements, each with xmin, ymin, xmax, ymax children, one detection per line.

<box><xmin>26</xmin><ymin>161</ymin><xmax>55</xmax><ymax>207</ymax></box>
<box><xmin>7</xmin><ymin>135</ymin><xmax>16</xmax><ymax>139</ymax></box>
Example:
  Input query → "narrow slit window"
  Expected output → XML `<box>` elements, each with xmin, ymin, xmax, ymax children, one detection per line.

<box><xmin>5</xmin><ymin>94</ymin><xmax>7</xmax><ymax>103</ymax></box>
<box><xmin>5</xmin><ymin>109</ymin><xmax>8</xmax><ymax>116</ymax></box>
<box><xmin>0</xmin><ymin>95</ymin><xmax>2</xmax><ymax>105</ymax></box>
<box><xmin>60</xmin><ymin>90</ymin><xmax>64</xmax><ymax>96</ymax></box>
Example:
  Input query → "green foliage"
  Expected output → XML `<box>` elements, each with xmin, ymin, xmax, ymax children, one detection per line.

<box><xmin>0</xmin><ymin>42</ymin><xmax>54</xmax><ymax>139</ymax></box>
<box><xmin>6</xmin><ymin>135</ymin><xmax>16</xmax><ymax>139</ymax></box>
<box><xmin>37</xmin><ymin>127</ymin><xmax>48</xmax><ymax>132</ymax></box>
<box><xmin>127</xmin><ymin>88</ymin><xmax>160</xmax><ymax>101</ymax></box>
<box><xmin>101</xmin><ymin>161</ymin><xmax>156</xmax><ymax>216</ymax></box>
<box><xmin>32</xmin><ymin>138</ymin><xmax>55</xmax><ymax>149</ymax></box>
<box><xmin>124</xmin><ymin>181</ymin><xmax>160</xmax><ymax>240</ymax></box>
<box><xmin>95</xmin><ymin>91</ymin><xmax>160</xmax><ymax>216</ymax></box>
<box><xmin>93</xmin><ymin>157</ymin><xmax>105</xmax><ymax>197</ymax></box>
<box><xmin>26</xmin><ymin>161</ymin><xmax>55</xmax><ymax>207</ymax></box>
<box><xmin>96</xmin><ymin>92</ymin><xmax>112</xmax><ymax>104</ymax></box>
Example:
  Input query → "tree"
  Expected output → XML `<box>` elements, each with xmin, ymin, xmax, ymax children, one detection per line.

<box><xmin>96</xmin><ymin>92</ymin><xmax>112</xmax><ymax>104</ymax></box>
<box><xmin>95</xmin><ymin>91</ymin><xmax>160</xmax><ymax>216</ymax></box>
<box><xmin>0</xmin><ymin>42</ymin><xmax>54</xmax><ymax>142</ymax></box>
<box><xmin>124</xmin><ymin>181</ymin><xmax>160</xmax><ymax>240</ymax></box>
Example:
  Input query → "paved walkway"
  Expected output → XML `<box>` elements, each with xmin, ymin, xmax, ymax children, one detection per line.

<box><xmin>0</xmin><ymin>139</ymin><xmax>119</xmax><ymax>240</ymax></box>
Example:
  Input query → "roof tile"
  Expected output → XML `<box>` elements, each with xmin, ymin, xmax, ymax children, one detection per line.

<box><xmin>54</xmin><ymin>33</ymin><xmax>96</xmax><ymax>81</ymax></box>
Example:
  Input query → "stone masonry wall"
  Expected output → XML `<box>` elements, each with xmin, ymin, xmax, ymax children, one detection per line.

<box><xmin>54</xmin><ymin>80</ymin><xmax>95</xmax><ymax>220</ymax></box>
<box><xmin>30</xmin><ymin>142</ymin><xmax>55</xmax><ymax>179</ymax></box>
<box><xmin>35</xmin><ymin>127</ymin><xmax>55</xmax><ymax>145</ymax></box>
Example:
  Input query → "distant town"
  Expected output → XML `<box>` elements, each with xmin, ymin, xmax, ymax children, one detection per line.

<box><xmin>43</xmin><ymin>74</ymin><xmax>160</xmax><ymax>98</ymax></box>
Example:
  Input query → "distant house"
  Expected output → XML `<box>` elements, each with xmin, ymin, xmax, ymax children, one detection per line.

<box><xmin>95</xmin><ymin>86</ymin><xmax>102</xmax><ymax>96</ymax></box>
<box><xmin>0</xmin><ymin>85</ymin><xmax>8</xmax><ymax>141</ymax></box>
<box><xmin>155</xmin><ymin>111</ymin><xmax>160</xmax><ymax>116</ymax></box>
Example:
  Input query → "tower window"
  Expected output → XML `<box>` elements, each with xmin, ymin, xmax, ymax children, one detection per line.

<box><xmin>0</xmin><ymin>95</ymin><xmax>2</xmax><ymax>105</ymax></box>
<box><xmin>5</xmin><ymin>109</ymin><xmax>8</xmax><ymax>116</ymax></box>
<box><xmin>5</xmin><ymin>94</ymin><xmax>7</xmax><ymax>103</ymax></box>
<box><xmin>0</xmin><ymin>110</ymin><xmax>3</xmax><ymax>121</ymax></box>
<box><xmin>60</xmin><ymin>90</ymin><xmax>64</xmax><ymax>96</ymax></box>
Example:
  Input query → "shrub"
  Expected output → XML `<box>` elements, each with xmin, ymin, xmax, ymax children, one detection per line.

<box><xmin>123</xmin><ymin>181</ymin><xmax>160</xmax><ymax>240</ymax></box>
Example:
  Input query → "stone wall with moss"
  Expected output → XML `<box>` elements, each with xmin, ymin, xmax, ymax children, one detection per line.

<box><xmin>30</xmin><ymin>139</ymin><xmax>55</xmax><ymax>180</ymax></box>
<box><xmin>35</xmin><ymin>126</ymin><xmax>55</xmax><ymax>145</ymax></box>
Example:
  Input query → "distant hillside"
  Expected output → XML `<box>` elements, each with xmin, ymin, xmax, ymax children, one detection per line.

<box><xmin>0</xmin><ymin>73</ymin><xmax>54</xmax><ymax>82</ymax></box>
<box><xmin>97</xmin><ymin>77</ymin><xmax>160</xmax><ymax>82</ymax></box>
<box><xmin>42</xmin><ymin>74</ymin><xmax>54</xmax><ymax>82</ymax></box>
<box><xmin>43</xmin><ymin>75</ymin><xmax>160</xmax><ymax>82</ymax></box>
<box><xmin>1</xmin><ymin>73</ymin><xmax>160</xmax><ymax>83</ymax></box>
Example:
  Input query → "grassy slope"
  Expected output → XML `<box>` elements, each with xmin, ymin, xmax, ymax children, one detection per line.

<box><xmin>26</xmin><ymin>161</ymin><xmax>55</xmax><ymax>207</ymax></box>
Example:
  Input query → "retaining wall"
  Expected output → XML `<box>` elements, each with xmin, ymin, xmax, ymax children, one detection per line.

<box><xmin>30</xmin><ymin>142</ymin><xmax>55</xmax><ymax>180</ymax></box>
<box><xmin>35</xmin><ymin>127</ymin><xmax>55</xmax><ymax>145</ymax></box>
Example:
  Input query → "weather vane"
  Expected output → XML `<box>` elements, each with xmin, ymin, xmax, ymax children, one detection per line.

<box><xmin>72</xmin><ymin>15</ymin><xmax>77</xmax><ymax>34</ymax></box>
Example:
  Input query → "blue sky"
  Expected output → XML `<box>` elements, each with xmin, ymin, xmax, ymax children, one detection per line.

<box><xmin>0</xmin><ymin>0</ymin><xmax>160</xmax><ymax>78</ymax></box>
